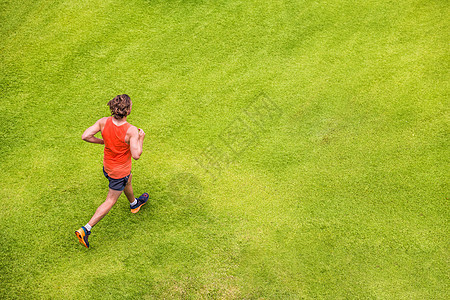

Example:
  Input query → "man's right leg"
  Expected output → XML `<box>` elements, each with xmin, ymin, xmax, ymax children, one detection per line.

<box><xmin>123</xmin><ymin>174</ymin><xmax>149</xmax><ymax>213</ymax></box>
<box><xmin>123</xmin><ymin>174</ymin><xmax>135</xmax><ymax>204</ymax></box>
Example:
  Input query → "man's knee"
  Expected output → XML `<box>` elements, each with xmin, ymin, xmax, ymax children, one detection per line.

<box><xmin>126</xmin><ymin>174</ymin><xmax>133</xmax><ymax>186</ymax></box>
<box><xmin>106</xmin><ymin>189</ymin><xmax>122</xmax><ymax>204</ymax></box>
<box><xmin>105</xmin><ymin>197</ymin><xmax>118</xmax><ymax>205</ymax></box>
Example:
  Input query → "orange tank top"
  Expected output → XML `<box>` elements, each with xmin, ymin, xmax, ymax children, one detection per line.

<box><xmin>102</xmin><ymin>117</ymin><xmax>132</xmax><ymax>179</ymax></box>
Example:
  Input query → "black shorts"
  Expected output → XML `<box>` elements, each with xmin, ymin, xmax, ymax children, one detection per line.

<box><xmin>103</xmin><ymin>167</ymin><xmax>130</xmax><ymax>191</ymax></box>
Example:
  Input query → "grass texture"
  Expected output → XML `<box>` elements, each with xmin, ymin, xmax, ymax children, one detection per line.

<box><xmin>0</xmin><ymin>0</ymin><xmax>448</xmax><ymax>298</ymax></box>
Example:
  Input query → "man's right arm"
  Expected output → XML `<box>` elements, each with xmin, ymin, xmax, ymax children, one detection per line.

<box><xmin>129</xmin><ymin>127</ymin><xmax>145</xmax><ymax>160</ymax></box>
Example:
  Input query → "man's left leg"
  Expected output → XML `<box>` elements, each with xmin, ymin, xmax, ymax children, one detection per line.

<box><xmin>87</xmin><ymin>188</ymin><xmax>123</xmax><ymax>226</ymax></box>
<box><xmin>75</xmin><ymin>189</ymin><xmax>122</xmax><ymax>248</ymax></box>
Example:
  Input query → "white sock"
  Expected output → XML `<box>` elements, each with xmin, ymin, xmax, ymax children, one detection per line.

<box><xmin>130</xmin><ymin>199</ymin><xmax>137</xmax><ymax>206</ymax></box>
<box><xmin>84</xmin><ymin>223</ymin><xmax>92</xmax><ymax>232</ymax></box>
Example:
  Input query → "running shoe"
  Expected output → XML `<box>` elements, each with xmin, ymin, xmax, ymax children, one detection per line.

<box><xmin>75</xmin><ymin>226</ymin><xmax>91</xmax><ymax>248</ymax></box>
<box><xmin>130</xmin><ymin>193</ymin><xmax>149</xmax><ymax>213</ymax></box>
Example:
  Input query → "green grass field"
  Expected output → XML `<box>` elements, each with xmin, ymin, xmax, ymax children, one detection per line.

<box><xmin>1</xmin><ymin>0</ymin><xmax>448</xmax><ymax>298</ymax></box>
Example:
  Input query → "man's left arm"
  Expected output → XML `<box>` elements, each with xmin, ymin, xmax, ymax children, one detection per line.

<box><xmin>82</xmin><ymin>118</ymin><xmax>105</xmax><ymax>144</ymax></box>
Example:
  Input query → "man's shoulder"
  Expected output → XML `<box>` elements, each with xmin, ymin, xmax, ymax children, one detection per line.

<box><xmin>126</xmin><ymin>124</ymin><xmax>138</xmax><ymax>135</ymax></box>
<box><xmin>97</xmin><ymin>117</ymin><xmax>109</xmax><ymax>129</ymax></box>
<box><xmin>95</xmin><ymin>117</ymin><xmax>109</xmax><ymax>125</ymax></box>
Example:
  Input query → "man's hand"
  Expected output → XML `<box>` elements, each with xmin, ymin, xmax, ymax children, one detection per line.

<box><xmin>138</xmin><ymin>128</ymin><xmax>145</xmax><ymax>140</ymax></box>
<box><xmin>130</xmin><ymin>127</ymin><xmax>145</xmax><ymax>160</ymax></box>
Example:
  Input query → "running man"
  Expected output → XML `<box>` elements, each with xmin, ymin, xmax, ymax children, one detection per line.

<box><xmin>75</xmin><ymin>94</ymin><xmax>148</xmax><ymax>248</ymax></box>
